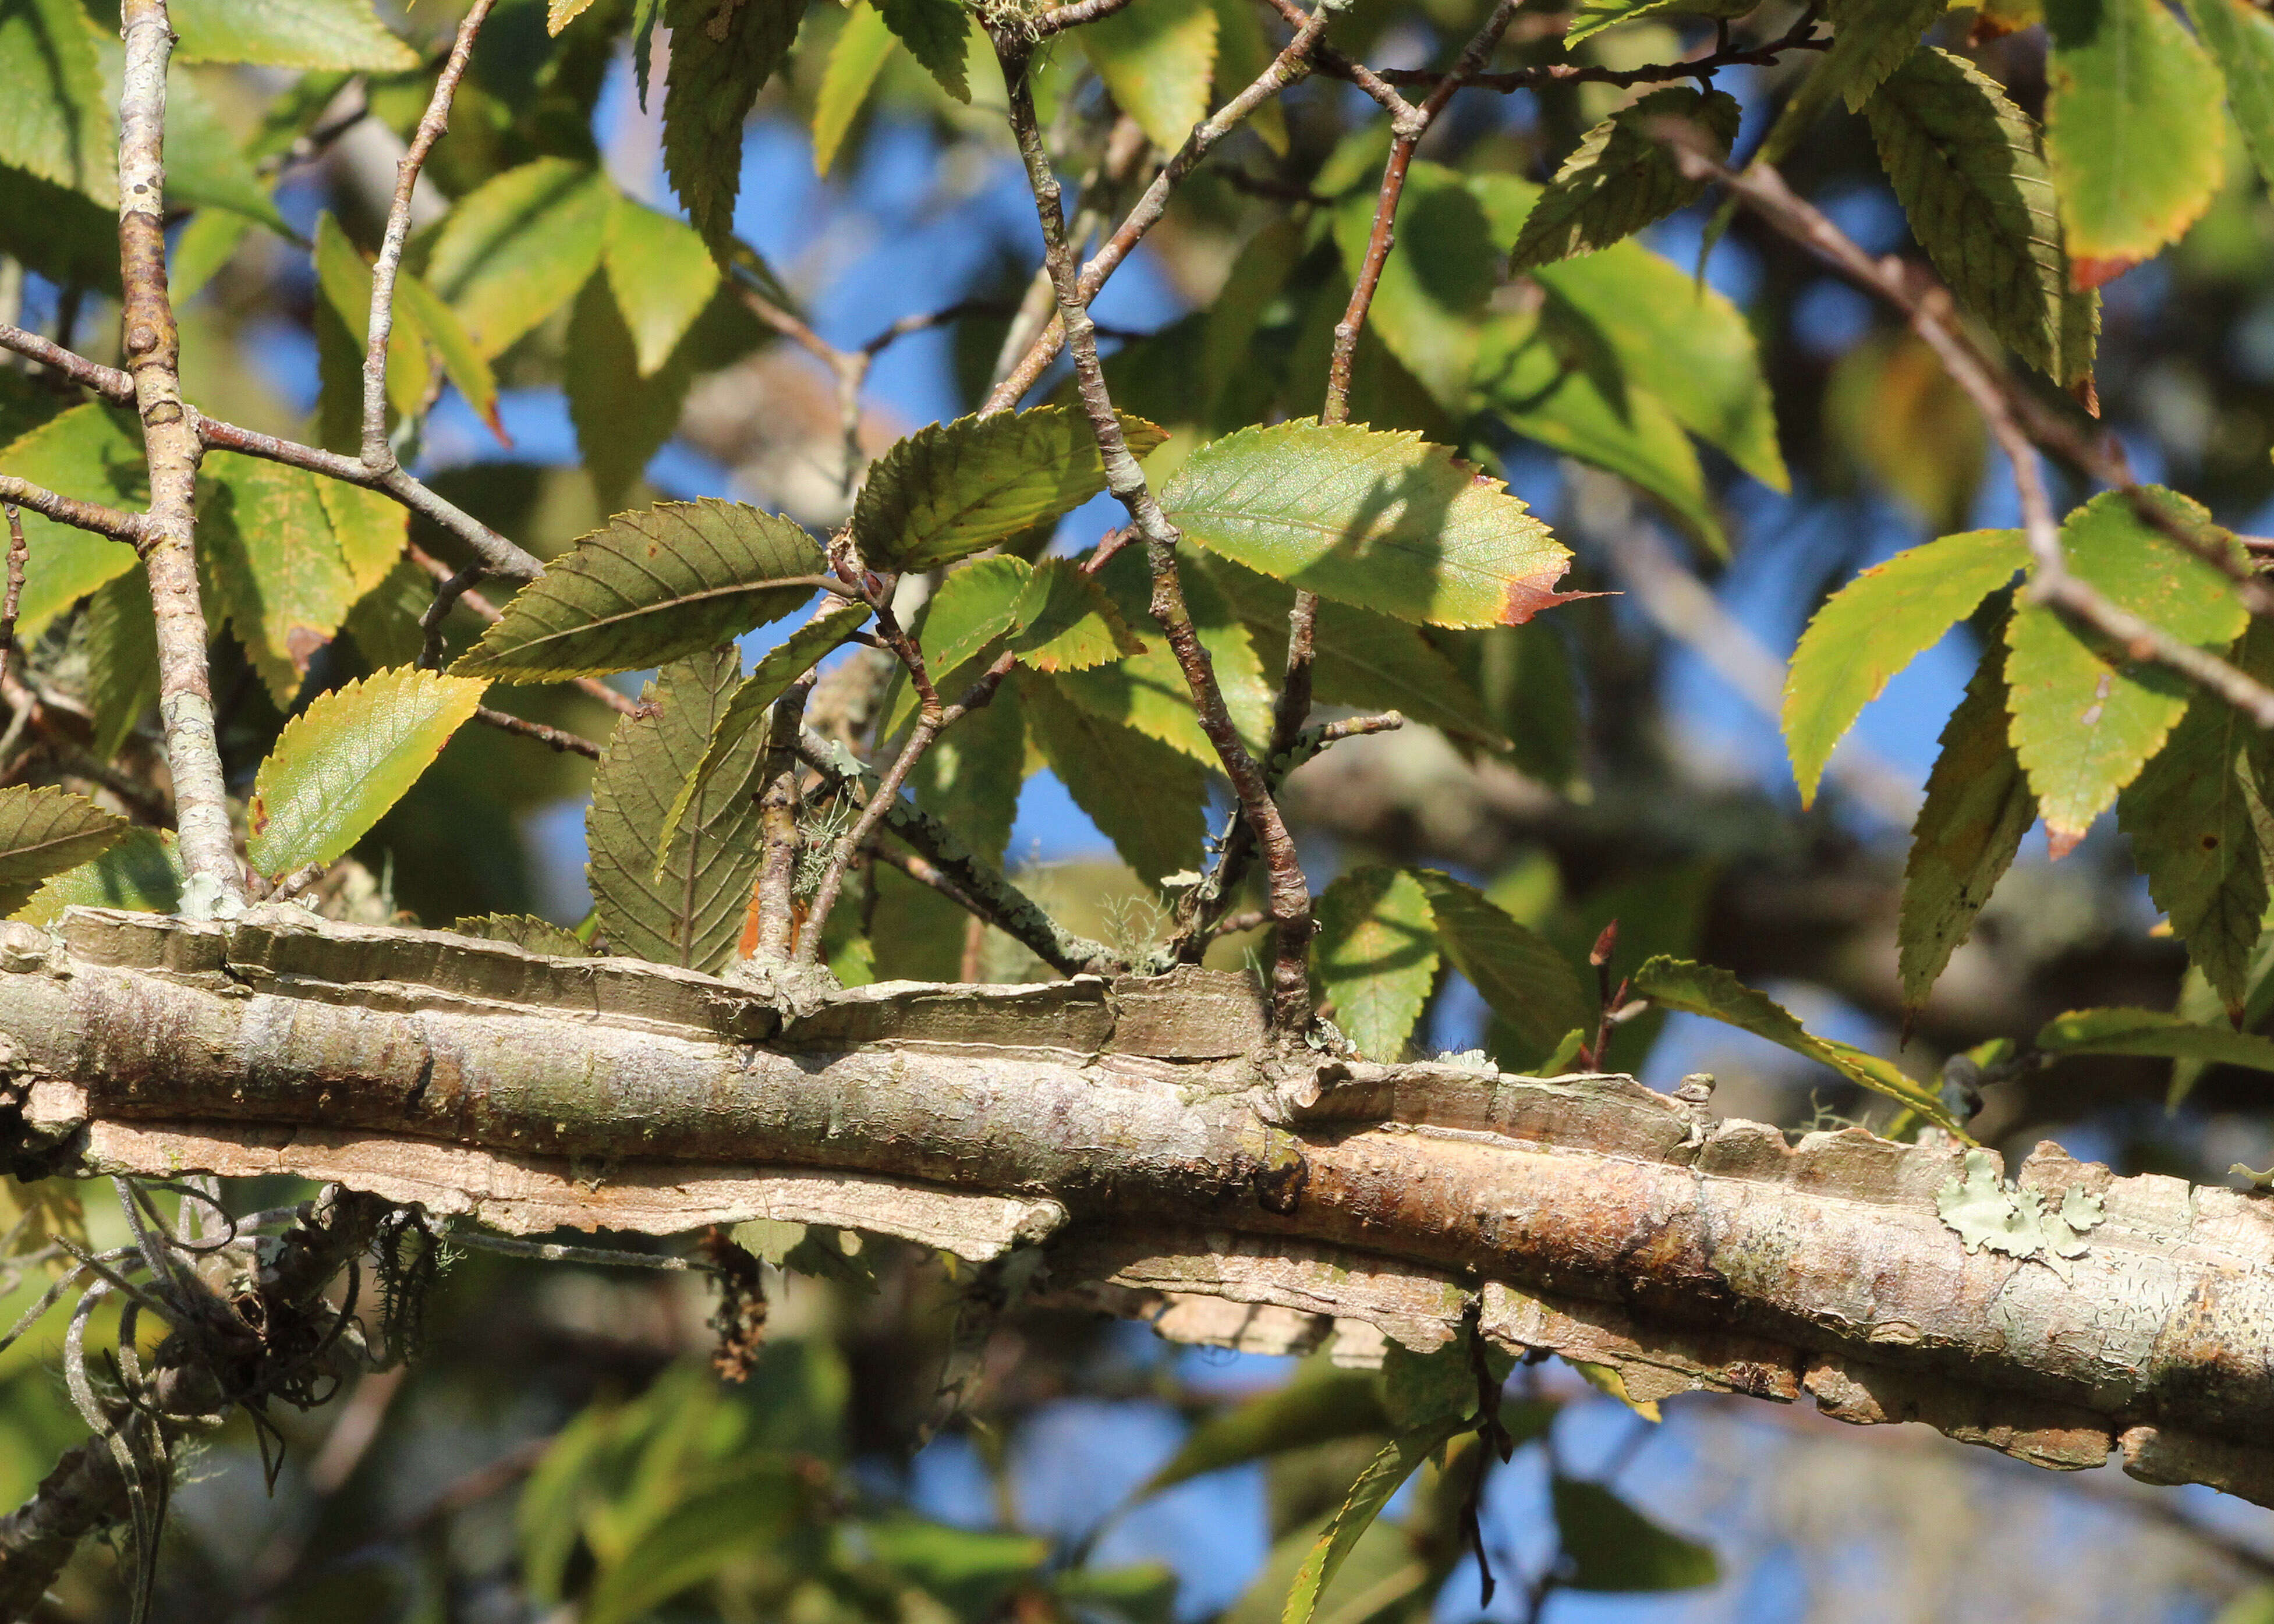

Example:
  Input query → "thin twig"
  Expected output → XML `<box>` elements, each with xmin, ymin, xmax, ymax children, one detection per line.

<box><xmin>0</xmin><ymin>475</ymin><xmax>144</xmax><ymax>542</ymax></box>
<box><xmin>1025</xmin><ymin>0</ymin><xmax>1139</xmax><ymax>37</ymax></box>
<box><xmin>1380</xmin><ymin>9</ymin><xmax>1827</xmax><ymax>92</ymax></box>
<box><xmin>996</xmin><ymin>32</ymin><xmax>1315</xmax><ymax>1031</ymax></box>
<box><xmin>118</xmin><ymin>0</ymin><xmax>242</xmax><ymax>913</ymax></box>
<box><xmin>471</xmin><ymin>706</ymin><xmax>601</xmax><ymax>758</ymax></box>
<box><xmin>749</xmin><ymin>672</ymin><xmax>817</xmax><ymax>959</ymax></box>
<box><xmin>1670</xmin><ymin>141</ymin><xmax>2274</xmax><ymax>728</ymax></box>
<box><xmin>364</xmin><ymin>0</ymin><xmax>495</xmax><ymax>467</ymax></box>
<box><xmin>0</xmin><ymin>507</ymin><xmax>25</xmax><ymax>662</ymax></box>
<box><xmin>983</xmin><ymin>5</ymin><xmax>1333</xmax><ymax>414</ymax></box>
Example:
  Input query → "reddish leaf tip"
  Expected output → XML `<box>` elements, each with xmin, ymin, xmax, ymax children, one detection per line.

<box><xmin>2046</xmin><ymin>825</ymin><xmax>2085</xmax><ymax>861</ymax></box>
<box><xmin>481</xmin><ymin>402</ymin><xmax>515</xmax><ymax>448</ymax></box>
<box><xmin>1500</xmin><ymin>572</ymin><xmax>1609</xmax><ymax>626</ymax></box>
<box><xmin>2070</xmin><ymin>257</ymin><xmax>2139</xmax><ymax>292</ymax></box>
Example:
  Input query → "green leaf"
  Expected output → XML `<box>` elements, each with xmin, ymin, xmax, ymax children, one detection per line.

<box><xmin>0</xmin><ymin>786</ymin><xmax>125</xmax><ymax>914</ymax></box>
<box><xmin>604</xmin><ymin>196</ymin><xmax>722</xmax><ymax>377</ymax></box>
<box><xmin>1017</xmin><ymin>670</ymin><xmax>1206</xmax><ymax>884</ymax></box>
<box><xmin>881</xmin><ymin>558</ymin><xmax>1139</xmax><ymax>738</ymax></box>
<box><xmin>1060</xmin><ymin>544</ymin><xmax>1274</xmax><ymax>761</ymax></box>
<box><xmin>1312</xmin><ymin>866</ymin><xmax>1439</xmax><ymax>1060</ymax></box>
<box><xmin>0</xmin><ymin>0</ymin><xmax>115</xmax><ymax>204</ymax></box>
<box><xmin>1529</xmin><ymin>239</ymin><xmax>1789</xmax><ymax>492</ymax></box>
<box><xmin>1474</xmin><ymin>313</ymin><xmax>1727</xmax><ymax>557</ymax></box>
<box><xmin>900</xmin><ymin>558</ymin><xmax>1036</xmax><ymax>708</ymax></box>
<box><xmin>2045</xmin><ymin>0</ymin><xmax>2228</xmax><ymax>281</ymax></box>
<box><xmin>169</xmin><ymin>207</ymin><xmax>252</xmax><ymax>304</ymax></box>
<box><xmin>0</xmin><ymin>165</ymin><xmax>119</xmax><ymax>296</ymax></box>
<box><xmin>1160</xmin><ymin>420</ymin><xmax>1574</xmax><ymax>630</ymax></box>
<box><xmin>662</xmin><ymin>0</ymin><xmax>809</xmax><ymax>250</ymax></box>
<box><xmin>876</xmin><ymin>0</ymin><xmax>969</xmax><ymax>100</ymax></box>
<box><xmin>1510</xmin><ymin>88</ymin><xmax>1741</xmax><ymax>270</ymax></box>
<box><xmin>911</xmin><ymin>664</ymin><xmax>1025</xmax><ymax>866</ymax></box>
<box><xmin>83</xmin><ymin>569</ymin><xmax>158</xmax><ymax>763</ymax></box>
<box><xmin>2179</xmin><ymin>0</ymin><xmax>2274</xmax><ymax>192</ymax></box>
<box><xmin>1753</xmin><ymin>0</ymin><xmax>1948</xmax><ymax>170</ymax></box>
<box><xmin>587</xmin><ymin>650</ymin><xmax>770</xmax><ymax>973</ymax></box>
<box><xmin>12</xmin><ymin>825</ymin><xmax>181</xmax><ymax>924</ymax></box>
<box><xmin>1631</xmin><ymin>955</ymin><xmax>1954</xmax><ymax>1125</ymax></box>
<box><xmin>1206</xmin><ymin>556</ymin><xmax>1509</xmax><ymax>750</ymax></box>
<box><xmin>1411</xmin><ymin>868</ymin><xmax>1593</xmax><ymax>1055</ymax></box>
<box><xmin>2035</xmin><ymin>1006</ymin><xmax>2274</xmax><ymax>1070</ymax></box>
<box><xmin>865</xmin><ymin>1517</ymin><xmax>1050</xmax><ymax>1616</ymax></box>
<box><xmin>1079</xmin><ymin>0</ymin><xmax>1219</xmax><ymax>153</ymax></box>
<box><xmin>1784</xmin><ymin>529</ymin><xmax>2028</xmax><ymax>807</ymax></box>
<box><xmin>1</xmin><ymin>403</ymin><xmax>144</xmax><ymax>636</ymax></box>
<box><xmin>171</xmin><ymin>0</ymin><xmax>416</xmax><ymax>68</ymax></box>
<box><xmin>453</xmin><ymin>912</ymin><xmax>589</xmax><ymax>955</ymax></box>
<box><xmin>1898</xmin><ymin>653</ymin><xmax>2036</xmax><ymax>1015</ymax></box>
<box><xmin>851</xmin><ymin>407</ymin><xmax>1169</xmax><ymax>572</ymax></box>
<box><xmin>814</xmin><ymin>1</ymin><xmax>895</xmax><ymax>173</ymax></box>
<box><xmin>391</xmin><ymin>271</ymin><xmax>502</xmax><ymax>438</ymax></box>
<box><xmin>1280</xmin><ymin>1419</ymin><xmax>1467</xmax><ymax>1624</ymax></box>
<box><xmin>1141</xmin><ymin>1369</ymin><xmax>1390</xmax><ymax>1498</ymax></box>
<box><xmin>424</xmin><ymin>158</ymin><xmax>614</xmax><ymax>358</ymax></box>
<box><xmin>1331</xmin><ymin>161</ymin><xmax>1497</xmax><ymax>412</ymax></box>
<box><xmin>147</xmin><ymin>61</ymin><xmax>288</xmax><ymax>233</ymax></box>
<box><xmin>2119</xmin><ymin>687</ymin><xmax>2266</xmax><ymax>1020</ymax></box>
<box><xmin>2005</xmin><ymin>488</ymin><xmax>2248</xmax><ymax>857</ymax></box>
<box><xmin>343</xmin><ymin>558</ymin><xmax>442</xmax><ymax>673</ymax></box>
<box><xmin>1865</xmin><ymin>48</ymin><xmax>2097</xmax><ymax>387</ymax></box>
<box><xmin>1564</xmin><ymin>0</ymin><xmax>1754</xmax><ymax>48</ymax></box>
<box><xmin>1013</xmin><ymin>558</ymin><xmax>1146</xmax><ymax>672</ymax></box>
<box><xmin>454</xmin><ymin>498</ymin><xmax>826</xmax><ymax>683</ymax></box>
<box><xmin>565</xmin><ymin>272</ymin><xmax>697</xmax><ymax>512</ymax></box>
<box><xmin>1211</xmin><ymin>0</ymin><xmax>1286</xmax><ymax>153</ymax></box>
<box><xmin>1053</xmin><ymin>1563</ymin><xmax>1179</xmax><ymax>1624</ymax></box>
<box><xmin>1551</xmin><ymin>1477</ymin><xmax>1719</xmax><ymax>1591</ymax></box>
<box><xmin>583</xmin><ymin>1460</ymin><xmax>802</xmax><ymax>1624</ymax></box>
<box><xmin>246</xmin><ymin>668</ymin><xmax>487</xmax><ymax>877</ymax></box>
<box><xmin>658</xmin><ymin>600</ymin><xmax>870</xmax><ymax>864</ymax></box>
<box><xmin>313</xmin><ymin>211</ymin><xmax>430</xmax><ymax>420</ymax></box>
<box><xmin>199</xmin><ymin>449</ymin><xmax>364</xmax><ymax>705</ymax></box>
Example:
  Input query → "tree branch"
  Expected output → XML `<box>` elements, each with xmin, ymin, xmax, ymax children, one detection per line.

<box><xmin>117</xmin><ymin>0</ymin><xmax>241</xmax><ymax>914</ymax></box>
<box><xmin>12</xmin><ymin>907</ymin><xmax>2274</xmax><ymax>1514</ymax></box>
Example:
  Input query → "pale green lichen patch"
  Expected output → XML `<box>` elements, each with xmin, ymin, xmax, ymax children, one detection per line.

<box><xmin>1935</xmin><ymin>1148</ymin><xmax>2106</xmax><ymax>1281</ymax></box>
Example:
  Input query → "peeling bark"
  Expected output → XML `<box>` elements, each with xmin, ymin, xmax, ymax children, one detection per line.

<box><xmin>4</xmin><ymin>907</ymin><xmax>2274</xmax><ymax>1504</ymax></box>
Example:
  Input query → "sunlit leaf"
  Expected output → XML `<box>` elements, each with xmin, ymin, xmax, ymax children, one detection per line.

<box><xmin>1898</xmin><ymin>654</ymin><xmax>2036</xmax><ymax>1016</ymax></box>
<box><xmin>1552</xmin><ymin>1476</ymin><xmax>1719</xmax><ymax>1591</ymax></box>
<box><xmin>1752</xmin><ymin>0</ymin><xmax>1948</xmax><ymax>169</ymax></box>
<box><xmin>587</xmin><ymin>650</ymin><xmax>770</xmax><ymax>973</ymax></box>
<box><xmin>1510</xmin><ymin>87</ymin><xmax>1741</xmax><ymax>270</ymax></box>
<box><xmin>2179</xmin><ymin>0</ymin><xmax>2274</xmax><ymax>191</ymax></box>
<box><xmin>662</xmin><ymin>0</ymin><xmax>809</xmax><ymax>250</ymax></box>
<box><xmin>1411</xmin><ymin>868</ymin><xmax>1593</xmax><ymax>1055</ymax></box>
<box><xmin>1018</xmin><ymin>671</ymin><xmax>1206</xmax><ymax>884</ymax></box>
<box><xmin>2045</xmin><ymin>0</ymin><xmax>2227</xmax><ymax>282</ymax></box>
<box><xmin>425</xmin><ymin>158</ymin><xmax>614</xmax><ymax>358</ymax></box>
<box><xmin>1061</xmin><ymin>544</ymin><xmax>1274</xmax><ymax>761</ymax></box>
<box><xmin>171</xmin><ymin>0</ymin><xmax>416</xmax><ymax>69</ymax></box>
<box><xmin>2036</xmin><ymin>1006</ymin><xmax>2274</xmax><ymax>1070</ymax></box>
<box><xmin>0</xmin><ymin>402</ymin><xmax>144</xmax><ymax>637</ymax></box>
<box><xmin>0</xmin><ymin>0</ymin><xmax>114</xmax><ymax>204</ymax></box>
<box><xmin>1211</xmin><ymin>0</ymin><xmax>1286</xmax><ymax>153</ymax></box>
<box><xmin>814</xmin><ymin>1</ymin><xmax>895</xmax><ymax>173</ymax></box>
<box><xmin>1564</xmin><ymin>0</ymin><xmax>1754</xmax><ymax>48</ymax></box>
<box><xmin>1784</xmin><ymin>529</ymin><xmax>2027</xmax><ymax>807</ymax></box>
<box><xmin>2005</xmin><ymin>489</ymin><xmax>2247</xmax><ymax>857</ymax></box>
<box><xmin>1865</xmin><ymin>48</ymin><xmax>2097</xmax><ymax>385</ymax></box>
<box><xmin>1312</xmin><ymin>866</ymin><xmax>1439</xmax><ymax>1059</ymax></box>
<box><xmin>852</xmin><ymin>407</ymin><xmax>1168</xmax><ymax>572</ymax></box>
<box><xmin>14</xmin><ymin>825</ymin><xmax>182</xmax><ymax>924</ymax></box>
<box><xmin>604</xmin><ymin>196</ymin><xmax>721</xmax><ymax>377</ymax></box>
<box><xmin>0</xmin><ymin>785</ymin><xmax>125</xmax><ymax>914</ymax></box>
<box><xmin>316</xmin><ymin>478</ymin><xmax>408</xmax><ymax>597</ymax></box>
<box><xmin>454</xmin><ymin>498</ymin><xmax>826</xmax><ymax>682</ymax></box>
<box><xmin>246</xmin><ymin>667</ymin><xmax>487</xmax><ymax>877</ymax></box>
<box><xmin>1080</xmin><ymin>0</ymin><xmax>1218</xmax><ymax>151</ymax></box>
<box><xmin>391</xmin><ymin>270</ymin><xmax>502</xmax><ymax>436</ymax></box>
<box><xmin>200</xmin><ymin>449</ymin><xmax>363</xmax><ymax>705</ymax></box>
<box><xmin>1159</xmin><ymin>420</ymin><xmax>1575</xmax><ymax>629</ymax></box>
<box><xmin>1632</xmin><ymin>955</ymin><xmax>1954</xmax><ymax>1124</ymax></box>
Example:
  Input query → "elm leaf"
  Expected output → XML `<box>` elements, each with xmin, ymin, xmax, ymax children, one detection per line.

<box><xmin>1158</xmin><ymin>420</ymin><xmax>1576</xmax><ymax>629</ymax></box>
<box><xmin>1018</xmin><ymin>671</ymin><xmax>1206</xmax><ymax>884</ymax></box>
<box><xmin>1410</xmin><ymin>868</ymin><xmax>1592</xmax><ymax>1055</ymax></box>
<box><xmin>876</xmin><ymin>0</ymin><xmax>968</xmax><ymax>101</ymax></box>
<box><xmin>1281</xmin><ymin>1419</ymin><xmax>1468</xmax><ymax>1624</ymax></box>
<box><xmin>454</xmin><ymin>498</ymin><xmax>827</xmax><ymax>683</ymax></box>
<box><xmin>1079</xmin><ymin>0</ymin><xmax>1217</xmax><ymax>152</ymax></box>
<box><xmin>424</xmin><ymin>158</ymin><xmax>614</xmax><ymax>358</ymax></box>
<box><xmin>2005</xmin><ymin>489</ymin><xmax>2248</xmax><ymax>856</ymax></box>
<box><xmin>2178</xmin><ymin>0</ymin><xmax>2274</xmax><ymax>191</ymax></box>
<box><xmin>170</xmin><ymin>0</ymin><xmax>416</xmax><ymax>69</ymax></box>
<box><xmin>1312</xmin><ymin>866</ymin><xmax>1439</xmax><ymax>1061</ymax></box>
<box><xmin>813</xmin><ymin>1</ymin><xmax>895</xmax><ymax>174</ymax></box>
<box><xmin>247</xmin><ymin>667</ymin><xmax>486</xmax><ymax>877</ymax></box>
<box><xmin>1898</xmin><ymin>653</ymin><xmax>2036</xmax><ymax>1015</ymax></box>
<box><xmin>1510</xmin><ymin>88</ymin><xmax>1741</xmax><ymax>270</ymax></box>
<box><xmin>603</xmin><ymin>196</ymin><xmax>721</xmax><ymax>377</ymax></box>
<box><xmin>1784</xmin><ymin>528</ymin><xmax>2028</xmax><ymax>807</ymax></box>
<box><xmin>851</xmin><ymin>407</ymin><xmax>1169</xmax><ymax>572</ymax></box>
<box><xmin>2036</xmin><ymin>1006</ymin><xmax>2274</xmax><ymax>1070</ymax></box>
<box><xmin>0</xmin><ymin>786</ymin><xmax>126</xmax><ymax>914</ymax></box>
<box><xmin>13</xmin><ymin>825</ymin><xmax>180</xmax><ymax>924</ymax></box>
<box><xmin>662</xmin><ymin>0</ymin><xmax>809</xmax><ymax>251</ymax></box>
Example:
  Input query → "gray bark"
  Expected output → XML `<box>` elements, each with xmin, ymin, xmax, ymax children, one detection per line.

<box><xmin>3</xmin><ymin>906</ymin><xmax>2272</xmax><ymax>1506</ymax></box>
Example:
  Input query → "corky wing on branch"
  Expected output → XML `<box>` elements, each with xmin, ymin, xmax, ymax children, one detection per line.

<box><xmin>2</xmin><ymin>906</ymin><xmax>2272</xmax><ymax>1504</ymax></box>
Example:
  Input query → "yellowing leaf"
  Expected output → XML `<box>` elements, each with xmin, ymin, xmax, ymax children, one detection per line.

<box><xmin>2180</xmin><ymin>0</ymin><xmax>2274</xmax><ymax>191</ymax></box>
<box><xmin>1080</xmin><ymin>0</ymin><xmax>1218</xmax><ymax>152</ymax></box>
<box><xmin>0</xmin><ymin>402</ymin><xmax>144</xmax><ymax>636</ymax></box>
<box><xmin>1564</xmin><ymin>0</ymin><xmax>1753</xmax><ymax>48</ymax></box>
<box><xmin>2045</xmin><ymin>0</ymin><xmax>2227</xmax><ymax>281</ymax></box>
<box><xmin>200</xmin><ymin>450</ymin><xmax>363</xmax><ymax>705</ymax></box>
<box><xmin>171</xmin><ymin>0</ymin><xmax>415</xmax><ymax>69</ymax></box>
<box><xmin>425</xmin><ymin>158</ymin><xmax>614</xmax><ymax>357</ymax></box>
<box><xmin>2005</xmin><ymin>489</ymin><xmax>2248</xmax><ymax>856</ymax></box>
<box><xmin>813</xmin><ymin>1</ymin><xmax>895</xmax><ymax>174</ymax></box>
<box><xmin>604</xmin><ymin>196</ymin><xmax>721</xmax><ymax>377</ymax></box>
<box><xmin>2038</xmin><ymin>1005</ymin><xmax>2274</xmax><ymax>1069</ymax></box>
<box><xmin>1159</xmin><ymin>420</ymin><xmax>1576</xmax><ymax>629</ymax></box>
<box><xmin>0</xmin><ymin>785</ymin><xmax>125</xmax><ymax>914</ymax></box>
<box><xmin>1784</xmin><ymin>529</ymin><xmax>2028</xmax><ymax>806</ymax></box>
<box><xmin>14</xmin><ymin>825</ymin><xmax>182</xmax><ymax>924</ymax></box>
<box><xmin>454</xmin><ymin>498</ymin><xmax>826</xmax><ymax>683</ymax></box>
<box><xmin>0</xmin><ymin>0</ymin><xmax>114</xmax><ymax>203</ymax></box>
<box><xmin>247</xmin><ymin>668</ymin><xmax>485</xmax><ymax>876</ymax></box>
